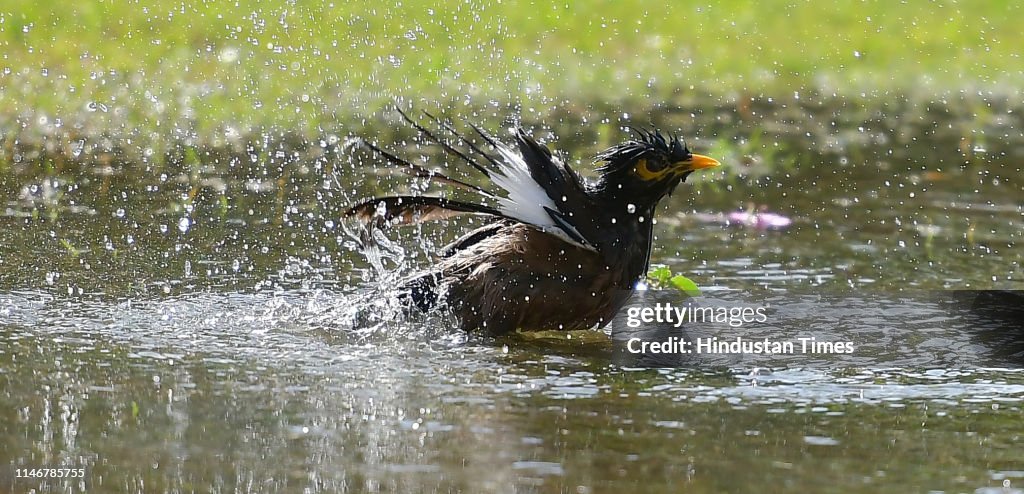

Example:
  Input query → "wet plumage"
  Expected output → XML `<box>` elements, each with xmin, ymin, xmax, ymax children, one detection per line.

<box><xmin>345</xmin><ymin>109</ymin><xmax>720</xmax><ymax>334</ymax></box>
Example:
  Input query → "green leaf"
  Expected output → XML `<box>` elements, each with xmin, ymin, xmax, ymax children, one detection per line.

<box><xmin>648</xmin><ymin>264</ymin><xmax>671</xmax><ymax>285</ymax></box>
<box><xmin>669</xmin><ymin>275</ymin><xmax>702</xmax><ymax>297</ymax></box>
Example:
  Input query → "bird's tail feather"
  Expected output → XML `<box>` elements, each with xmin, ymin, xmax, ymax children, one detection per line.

<box><xmin>343</xmin><ymin>195</ymin><xmax>505</xmax><ymax>227</ymax></box>
<box><xmin>398</xmin><ymin>272</ymin><xmax>441</xmax><ymax>311</ymax></box>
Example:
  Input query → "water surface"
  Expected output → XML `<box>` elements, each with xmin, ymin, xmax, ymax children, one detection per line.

<box><xmin>1</xmin><ymin>126</ymin><xmax>1022</xmax><ymax>492</ymax></box>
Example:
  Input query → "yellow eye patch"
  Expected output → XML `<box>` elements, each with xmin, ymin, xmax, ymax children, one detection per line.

<box><xmin>633</xmin><ymin>159</ymin><xmax>671</xmax><ymax>181</ymax></box>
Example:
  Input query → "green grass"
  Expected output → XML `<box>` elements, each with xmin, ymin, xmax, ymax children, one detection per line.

<box><xmin>1</xmin><ymin>0</ymin><xmax>1021</xmax><ymax>139</ymax></box>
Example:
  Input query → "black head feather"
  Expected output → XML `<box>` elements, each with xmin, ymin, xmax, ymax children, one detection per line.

<box><xmin>594</xmin><ymin>129</ymin><xmax>692</xmax><ymax>175</ymax></box>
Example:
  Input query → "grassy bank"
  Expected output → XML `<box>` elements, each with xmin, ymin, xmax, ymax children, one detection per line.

<box><xmin>1</xmin><ymin>1</ymin><xmax>1021</xmax><ymax>138</ymax></box>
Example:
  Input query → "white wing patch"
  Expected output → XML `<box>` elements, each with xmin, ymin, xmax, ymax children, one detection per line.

<box><xmin>486</xmin><ymin>140</ymin><xmax>597</xmax><ymax>252</ymax></box>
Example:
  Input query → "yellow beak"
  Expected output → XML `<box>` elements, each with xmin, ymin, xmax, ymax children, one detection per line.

<box><xmin>686</xmin><ymin>154</ymin><xmax>720</xmax><ymax>170</ymax></box>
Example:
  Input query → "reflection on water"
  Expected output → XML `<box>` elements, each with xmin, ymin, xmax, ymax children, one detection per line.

<box><xmin>2</xmin><ymin>284</ymin><xmax>1023</xmax><ymax>492</ymax></box>
<box><xmin>1</xmin><ymin>132</ymin><xmax>1022</xmax><ymax>492</ymax></box>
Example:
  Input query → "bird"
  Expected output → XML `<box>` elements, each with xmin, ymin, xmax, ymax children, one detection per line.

<box><xmin>344</xmin><ymin>109</ymin><xmax>720</xmax><ymax>335</ymax></box>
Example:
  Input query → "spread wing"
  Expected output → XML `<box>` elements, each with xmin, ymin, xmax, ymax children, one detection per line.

<box><xmin>343</xmin><ymin>109</ymin><xmax>598</xmax><ymax>252</ymax></box>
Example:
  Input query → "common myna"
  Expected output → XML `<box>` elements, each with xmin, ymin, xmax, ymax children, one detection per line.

<box><xmin>345</xmin><ymin>109</ymin><xmax>719</xmax><ymax>334</ymax></box>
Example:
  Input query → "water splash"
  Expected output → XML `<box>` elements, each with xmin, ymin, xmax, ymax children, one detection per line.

<box><xmin>317</xmin><ymin>219</ymin><xmax>454</xmax><ymax>339</ymax></box>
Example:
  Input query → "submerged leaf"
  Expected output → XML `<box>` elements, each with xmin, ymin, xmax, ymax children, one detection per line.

<box><xmin>648</xmin><ymin>264</ymin><xmax>672</xmax><ymax>285</ymax></box>
<box><xmin>647</xmin><ymin>265</ymin><xmax>702</xmax><ymax>297</ymax></box>
<box><xmin>669</xmin><ymin>274</ymin><xmax>701</xmax><ymax>297</ymax></box>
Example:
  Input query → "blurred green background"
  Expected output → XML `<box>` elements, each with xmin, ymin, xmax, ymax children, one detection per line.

<box><xmin>1</xmin><ymin>0</ymin><xmax>1020</xmax><ymax>140</ymax></box>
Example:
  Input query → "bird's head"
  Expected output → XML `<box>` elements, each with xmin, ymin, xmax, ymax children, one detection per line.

<box><xmin>592</xmin><ymin>129</ymin><xmax>719</xmax><ymax>207</ymax></box>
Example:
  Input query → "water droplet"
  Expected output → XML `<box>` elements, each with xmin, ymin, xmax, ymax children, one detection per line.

<box><xmin>177</xmin><ymin>217</ymin><xmax>191</xmax><ymax>233</ymax></box>
<box><xmin>115</xmin><ymin>208</ymin><xmax>125</xmax><ymax>218</ymax></box>
<box><xmin>626</xmin><ymin>203</ymin><xmax>636</xmax><ymax>214</ymax></box>
<box><xmin>218</xmin><ymin>47</ymin><xmax>239</xmax><ymax>63</ymax></box>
